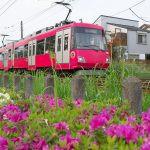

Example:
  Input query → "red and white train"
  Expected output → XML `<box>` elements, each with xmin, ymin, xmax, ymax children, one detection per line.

<box><xmin>0</xmin><ymin>22</ymin><xmax>110</xmax><ymax>72</ymax></box>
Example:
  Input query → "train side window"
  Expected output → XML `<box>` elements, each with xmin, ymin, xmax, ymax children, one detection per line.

<box><xmin>18</xmin><ymin>46</ymin><xmax>24</xmax><ymax>58</ymax></box>
<box><xmin>57</xmin><ymin>36</ymin><xmax>61</xmax><ymax>52</ymax></box>
<box><xmin>64</xmin><ymin>34</ymin><xmax>69</xmax><ymax>51</ymax></box>
<box><xmin>29</xmin><ymin>45</ymin><xmax>32</xmax><ymax>56</ymax></box>
<box><xmin>14</xmin><ymin>48</ymin><xmax>18</xmax><ymax>59</ymax></box>
<box><xmin>45</xmin><ymin>36</ymin><xmax>55</xmax><ymax>53</ymax></box>
<box><xmin>37</xmin><ymin>40</ymin><xmax>44</xmax><ymax>55</ymax></box>
<box><xmin>33</xmin><ymin>44</ymin><xmax>36</xmax><ymax>55</ymax></box>
<box><xmin>18</xmin><ymin>50</ymin><xmax>23</xmax><ymax>58</ymax></box>
<box><xmin>8</xmin><ymin>49</ymin><xmax>11</xmax><ymax>60</ymax></box>
<box><xmin>0</xmin><ymin>53</ymin><xmax>3</xmax><ymax>61</ymax></box>
<box><xmin>24</xmin><ymin>44</ymin><xmax>28</xmax><ymax>57</ymax></box>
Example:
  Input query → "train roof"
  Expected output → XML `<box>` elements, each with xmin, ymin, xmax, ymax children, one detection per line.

<box><xmin>10</xmin><ymin>22</ymin><xmax>104</xmax><ymax>47</ymax></box>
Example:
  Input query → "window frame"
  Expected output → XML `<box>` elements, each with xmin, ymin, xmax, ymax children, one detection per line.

<box><xmin>36</xmin><ymin>39</ymin><xmax>45</xmax><ymax>55</ymax></box>
<box><xmin>137</xmin><ymin>32</ymin><xmax>147</xmax><ymax>45</ymax></box>
<box><xmin>45</xmin><ymin>35</ymin><xmax>55</xmax><ymax>54</ymax></box>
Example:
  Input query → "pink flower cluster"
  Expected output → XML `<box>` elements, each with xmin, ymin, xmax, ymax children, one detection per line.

<box><xmin>0</xmin><ymin>137</ymin><xmax>8</xmax><ymax>150</ymax></box>
<box><xmin>1</xmin><ymin>95</ymin><xmax>150</xmax><ymax>150</ymax></box>
<box><xmin>73</xmin><ymin>98</ymin><xmax>84</xmax><ymax>108</ymax></box>
<box><xmin>14</xmin><ymin>138</ymin><xmax>49</xmax><ymax>150</ymax></box>
<box><xmin>0</xmin><ymin>103</ymin><xmax>29</xmax><ymax>123</ymax></box>
<box><xmin>53</xmin><ymin>122</ymin><xmax>69</xmax><ymax>131</ymax></box>
<box><xmin>90</xmin><ymin>109</ymin><xmax>112</xmax><ymax>131</ymax></box>
<box><xmin>36</xmin><ymin>95</ymin><xmax>64</xmax><ymax>109</ymax></box>
<box><xmin>106</xmin><ymin>123</ymin><xmax>138</xmax><ymax>143</ymax></box>
<box><xmin>141</xmin><ymin>137</ymin><xmax>150</xmax><ymax>150</ymax></box>
<box><xmin>105</xmin><ymin>109</ymin><xmax>150</xmax><ymax>148</ymax></box>
<box><xmin>59</xmin><ymin>133</ymin><xmax>80</xmax><ymax>150</ymax></box>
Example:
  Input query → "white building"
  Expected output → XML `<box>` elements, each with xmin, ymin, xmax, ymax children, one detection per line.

<box><xmin>94</xmin><ymin>15</ymin><xmax>150</xmax><ymax>60</ymax></box>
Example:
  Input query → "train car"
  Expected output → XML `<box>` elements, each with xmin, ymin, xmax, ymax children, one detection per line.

<box><xmin>0</xmin><ymin>47</ymin><xmax>4</xmax><ymax>70</ymax></box>
<box><xmin>0</xmin><ymin>22</ymin><xmax>110</xmax><ymax>73</ymax></box>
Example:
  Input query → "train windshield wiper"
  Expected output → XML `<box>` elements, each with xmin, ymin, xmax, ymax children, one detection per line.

<box><xmin>77</xmin><ymin>45</ymin><xmax>99</xmax><ymax>50</ymax></box>
<box><xmin>88</xmin><ymin>45</ymin><xmax>100</xmax><ymax>50</ymax></box>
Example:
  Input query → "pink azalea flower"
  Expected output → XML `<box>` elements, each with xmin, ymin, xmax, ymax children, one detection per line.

<box><xmin>0</xmin><ymin>116</ymin><xmax>2</xmax><ymax>121</ymax></box>
<box><xmin>106</xmin><ymin>123</ymin><xmax>138</xmax><ymax>144</ymax></box>
<box><xmin>4</xmin><ymin>126</ymin><xmax>18</xmax><ymax>133</ymax></box>
<box><xmin>0</xmin><ymin>104</ymin><xmax>29</xmax><ymax>122</ymax></box>
<box><xmin>53</xmin><ymin>122</ymin><xmax>69</xmax><ymax>131</ymax></box>
<box><xmin>127</xmin><ymin>115</ymin><xmax>136</xmax><ymax>123</ymax></box>
<box><xmin>23</xmin><ymin>103</ymin><xmax>28</xmax><ymax>112</ymax></box>
<box><xmin>90</xmin><ymin>109</ymin><xmax>112</xmax><ymax>131</ymax></box>
<box><xmin>54</xmin><ymin>145</ymin><xmax>65</xmax><ymax>150</ymax></box>
<box><xmin>73</xmin><ymin>99</ymin><xmax>84</xmax><ymax>108</ymax></box>
<box><xmin>109</xmin><ymin>106</ymin><xmax>117</xmax><ymax>115</ymax></box>
<box><xmin>11</xmin><ymin>137</ymin><xmax>21</xmax><ymax>144</ymax></box>
<box><xmin>141</xmin><ymin>143</ymin><xmax>150</xmax><ymax>150</ymax></box>
<box><xmin>15</xmin><ymin>143</ymin><xmax>29</xmax><ymax>150</ymax></box>
<box><xmin>106</xmin><ymin>124</ymin><xmax>118</xmax><ymax>137</ymax></box>
<box><xmin>78</xmin><ymin>128</ymin><xmax>87</xmax><ymax>136</ymax></box>
<box><xmin>0</xmin><ymin>137</ymin><xmax>8</xmax><ymax>150</ymax></box>
<box><xmin>142</xmin><ymin>111</ymin><xmax>150</xmax><ymax>124</ymax></box>
<box><xmin>47</xmin><ymin>97</ymin><xmax>64</xmax><ymax>109</ymax></box>
<box><xmin>31</xmin><ymin>138</ymin><xmax>49</xmax><ymax>150</ymax></box>
<box><xmin>93</xmin><ymin>141</ymin><xmax>99</xmax><ymax>146</ymax></box>
<box><xmin>141</xmin><ymin>137</ymin><xmax>150</xmax><ymax>150</ymax></box>
<box><xmin>10</xmin><ymin>112</ymin><xmax>29</xmax><ymax>122</ymax></box>
<box><xmin>60</xmin><ymin>133</ymin><xmax>80</xmax><ymax>150</ymax></box>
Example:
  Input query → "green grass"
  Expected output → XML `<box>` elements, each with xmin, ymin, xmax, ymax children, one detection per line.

<box><xmin>0</xmin><ymin>61</ymin><xmax>150</xmax><ymax>111</ymax></box>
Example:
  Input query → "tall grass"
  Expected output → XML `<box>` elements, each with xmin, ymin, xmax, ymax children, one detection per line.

<box><xmin>0</xmin><ymin>61</ymin><xmax>150</xmax><ymax>110</ymax></box>
<box><xmin>31</xmin><ymin>71</ymin><xmax>45</xmax><ymax>95</ymax></box>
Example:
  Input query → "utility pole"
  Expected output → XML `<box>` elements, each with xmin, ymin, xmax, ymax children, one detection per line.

<box><xmin>21</xmin><ymin>21</ymin><xmax>23</xmax><ymax>39</ymax></box>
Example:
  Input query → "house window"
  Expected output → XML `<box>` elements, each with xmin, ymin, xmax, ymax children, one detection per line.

<box><xmin>137</xmin><ymin>33</ymin><xmax>147</xmax><ymax>44</ymax></box>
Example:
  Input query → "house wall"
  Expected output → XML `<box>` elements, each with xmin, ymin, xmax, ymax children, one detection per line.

<box><xmin>127</xmin><ymin>30</ymin><xmax>150</xmax><ymax>55</ymax></box>
<box><xmin>95</xmin><ymin>16</ymin><xmax>139</xmax><ymax>29</ymax></box>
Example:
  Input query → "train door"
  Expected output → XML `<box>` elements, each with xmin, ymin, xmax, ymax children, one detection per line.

<box><xmin>28</xmin><ymin>40</ymin><xmax>36</xmax><ymax>67</ymax></box>
<box><xmin>3</xmin><ymin>52</ymin><xmax>8</xmax><ymax>70</ymax></box>
<box><xmin>55</xmin><ymin>28</ymin><xmax>71</xmax><ymax>64</ymax></box>
<box><xmin>8</xmin><ymin>49</ymin><xmax>12</xmax><ymax>68</ymax></box>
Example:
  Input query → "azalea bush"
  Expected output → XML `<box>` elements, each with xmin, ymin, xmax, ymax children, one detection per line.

<box><xmin>0</xmin><ymin>94</ymin><xmax>150</xmax><ymax>150</ymax></box>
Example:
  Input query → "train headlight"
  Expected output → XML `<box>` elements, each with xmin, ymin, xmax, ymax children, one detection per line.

<box><xmin>106</xmin><ymin>57</ymin><xmax>110</xmax><ymax>63</ymax></box>
<box><xmin>78</xmin><ymin>56</ymin><xmax>85</xmax><ymax>63</ymax></box>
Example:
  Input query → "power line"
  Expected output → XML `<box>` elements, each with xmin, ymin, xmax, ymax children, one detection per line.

<box><xmin>0</xmin><ymin>0</ymin><xmax>77</xmax><ymax>38</ymax></box>
<box><xmin>0</xmin><ymin>2</ymin><xmax>57</xmax><ymax>35</ymax></box>
<box><xmin>24</xmin><ymin>3</ymin><xmax>57</xmax><ymax>24</ymax></box>
<box><xmin>129</xmin><ymin>8</ymin><xmax>150</xmax><ymax>23</ymax></box>
<box><xmin>130</xmin><ymin>0</ymin><xmax>146</xmax><ymax>9</ymax></box>
<box><xmin>0</xmin><ymin>0</ymin><xmax>13</xmax><ymax>11</ymax></box>
<box><xmin>0</xmin><ymin>0</ymin><xmax>17</xmax><ymax>17</ymax></box>
<box><xmin>93</xmin><ymin>0</ymin><xmax>147</xmax><ymax>23</ymax></box>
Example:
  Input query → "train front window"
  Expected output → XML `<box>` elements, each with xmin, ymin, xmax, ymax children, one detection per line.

<box><xmin>73</xmin><ymin>27</ymin><xmax>106</xmax><ymax>50</ymax></box>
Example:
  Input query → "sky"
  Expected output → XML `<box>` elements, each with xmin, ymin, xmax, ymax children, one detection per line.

<box><xmin>0</xmin><ymin>0</ymin><xmax>149</xmax><ymax>46</ymax></box>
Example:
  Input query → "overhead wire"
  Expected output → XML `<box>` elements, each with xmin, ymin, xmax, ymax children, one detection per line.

<box><xmin>2</xmin><ymin>0</ymin><xmax>77</xmax><ymax>39</ymax></box>
<box><xmin>0</xmin><ymin>2</ymin><xmax>57</xmax><ymax>37</ymax></box>
<box><xmin>0</xmin><ymin>0</ymin><xmax>13</xmax><ymax>11</ymax></box>
<box><xmin>93</xmin><ymin>0</ymin><xmax>147</xmax><ymax>23</ymax></box>
<box><xmin>0</xmin><ymin>0</ymin><xmax>17</xmax><ymax>17</ymax></box>
<box><xmin>129</xmin><ymin>8</ymin><xmax>150</xmax><ymax>23</ymax></box>
<box><xmin>3</xmin><ymin>0</ymin><xmax>72</xmax><ymax>36</ymax></box>
<box><xmin>24</xmin><ymin>3</ymin><xmax>57</xmax><ymax>24</ymax></box>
